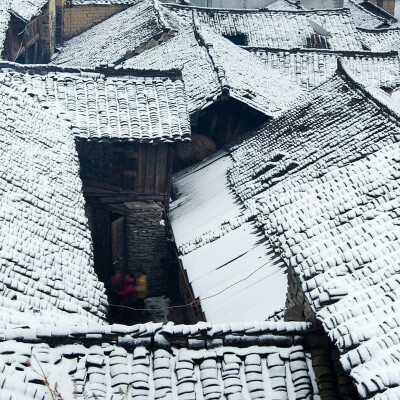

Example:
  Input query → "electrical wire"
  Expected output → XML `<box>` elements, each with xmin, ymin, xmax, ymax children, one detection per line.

<box><xmin>108</xmin><ymin>301</ymin><xmax>199</xmax><ymax>311</ymax></box>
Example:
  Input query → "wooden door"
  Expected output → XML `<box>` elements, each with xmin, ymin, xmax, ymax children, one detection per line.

<box><xmin>111</xmin><ymin>216</ymin><xmax>126</xmax><ymax>274</ymax></box>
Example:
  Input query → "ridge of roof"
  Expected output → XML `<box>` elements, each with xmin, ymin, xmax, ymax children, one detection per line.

<box><xmin>243</xmin><ymin>46</ymin><xmax>399</xmax><ymax>57</ymax></box>
<box><xmin>0</xmin><ymin>61</ymin><xmax>184</xmax><ymax>79</ymax></box>
<box><xmin>0</xmin><ymin>320</ymin><xmax>312</xmax><ymax>345</ymax></box>
<box><xmin>163</xmin><ymin>2</ymin><xmax>353</xmax><ymax>15</ymax></box>
<box><xmin>358</xmin><ymin>26</ymin><xmax>400</xmax><ymax>32</ymax></box>
<box><xmin>192</xmin><ymin>12</ymin><xmax>230</xmax><ymax>99</ymax></box>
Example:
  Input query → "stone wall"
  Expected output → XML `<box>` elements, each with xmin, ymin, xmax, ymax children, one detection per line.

<box><xmin>285</xmin><ymin>265</ymin><xmax>316</xmax><ymax>323</ymax></box>
<box><xmin>285</xmin><ymin>265</ymin><xmax>359</xmax><ymax>399</ymax></box>
<box><xmin>39</xmin><ymin>0</ymin><xmax>56</xmax><ymax>61</ymax></box>
<box><xmin>63</xmin><ymin>4</ymin><xmax>128</xmax><ymax>40</ymax></box>
<box><xmin>56</xmin><ymin>0</ymin><xmax>68</xmax><ymax>45</ymax></box>
<box><xmin>125</xmin><ymin>201</ymin><xmax>177</xmax><ymax>297</ymax></box>
<box><xmin>305</xmin><ymin>333</ymin><xmax>359</xmax><ymax>400</ymax></box>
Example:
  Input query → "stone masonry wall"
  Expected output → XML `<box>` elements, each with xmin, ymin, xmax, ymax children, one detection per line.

<box><xmin>285</xmin><ymin>265</ymin><xmax>316</xmax><ymax>323</ymax></box>
<box><xmin>63</xmin><ymin>4</ymin><xmax>128</xmax><ymax>40</ymax></box>
<box><xmin>39</xmin><ymin>0</ymin><xmax>56</xmax><ymax>61</ymax></box>
<box><xmin>56</xmin><ymin>0</ymin><xmax>68</xmax><ymax>45</ymax></box>
<box><xmin>125</xmin><ymin>201</ymin><xmax>176</xmax><ymax>297</ymax></box>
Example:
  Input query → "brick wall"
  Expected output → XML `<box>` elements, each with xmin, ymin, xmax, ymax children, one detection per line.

<box><xmin>125</xmin><ymin>201</ymin><xmax>177</xmax><ymax>297</ymax></box>
<box><xmin>63</xmin><ymin>4</ymin><xmax>129</xmax><ymax>40</ymax></box>
<box><xmin>39</xmin><ymin>0</ymin><xmax>56</xmax><ymax>61</ymax></box>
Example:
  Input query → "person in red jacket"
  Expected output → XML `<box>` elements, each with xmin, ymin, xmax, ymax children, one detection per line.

<box><xmin>118</xmin><ymin>274</ymin><xmax>137</xmax><ymax>324</ymax></box>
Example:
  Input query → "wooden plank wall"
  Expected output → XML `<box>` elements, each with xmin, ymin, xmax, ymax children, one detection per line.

<box><xmin>113</xmin><ymin>143</ymin><xmax>173</xmax><ymax>201</ymax></box>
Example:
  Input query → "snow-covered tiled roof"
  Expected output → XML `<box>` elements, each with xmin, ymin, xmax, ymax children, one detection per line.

<box><xmin>265</xmin><ymin>0</ymin><xmax>304</xmax><ymax>10</ymax></box>
<box><xmin>358</xmin><ymin>27</ymin><xmax>400</xmax><ymax>52</ymax></box>
<box><xmin>0</xmin><ymin>63</ymin><xmax>191</xmax><ymax>142</ymax></box>
<box><xmin>0</xmin><ymin>82</ymin><xmax>108</xmax><ymax>330</ymax></box>
<box><xmin>343</xmin><ymin>0</ymin><xmax>388</xmax><ymax>29</ymax></box>
<box><xmin>0</xmin><ymin>3</ymin><xmax>10</xmax><ymax>56</ymax></box>
<box><xmin>248</xmin><ymin>47</ymin><xmax>400</xmax><ymax>91</ymax></box>
<box><xmin>9</xmin><ymin>0</ymin><xmax>49</xmax><ymax>22</ymax></box>
<box><xmin>68</xmin><ymin>0</ymin><xmax>136</xmax><ymax>4</ymax></box>
<box><xmin>51</xmin><ymin>0</ymin><xmax>171</xmax><ymax>68</ymax></box>
<box><xmin>162</xmin><ymin>3</ymin><xmax>364</xmax><ymax>50</ymax></box>
<box><xmin>225</xmin><ymin>63</ymin><xmax>400</xmax><ymax>398</ymax></box>
<box><xmin>123</xmin><ymin>26</ymin><xmax>303</xmax><ymax>118</ymax></box>
<box><xmin>0</xmin><ymin>321</ymin><xmax>317</xmax><ymax>399</ymax></box>
<box><xmin>169</xmin><ymin>150</ymin><xmax>289</xmax><ymax>323</ymax></box>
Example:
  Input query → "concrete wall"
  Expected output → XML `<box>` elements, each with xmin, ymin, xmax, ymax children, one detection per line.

<box><xmin>39</xmin><ymin>0</ymin><xmax>56</xmax><ymax>61</ymax></box>
<box><xmin>190</xmin><ymin>0</ymin><xmax>344</xmax><ymax>8</ymax></box>
<box><xmin>63</xmin><ymin>4</ymin><xmax>128</xmax><ymax>40</ymax></box>
<box><xmin>125</xmin><ymin>201</ymin><xmax>177</xmax><ymax>297</ymax></box>
<box><xmin>300</xmin><ymin>0</ymin><xmax>343</xmax><ymax>9</ymax></box>
<box><xmin>190</xmin><ymin>0</ymin><xmax>275</xmax><ymax>8</ymax></box>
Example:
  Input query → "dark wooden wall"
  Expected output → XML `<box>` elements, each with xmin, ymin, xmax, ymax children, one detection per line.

<box><xmin>3</xmin><ymin>17</ymin><xmax>41</xmax><ymax>63</ymax></box>
<box><xmin>195</xmin><ymin>98</ymin><xmax>269</xmax><ymax>149</ymax></box>
<box><xmin>85</xmin><ymin>204</ymin><xmax>112</xmax><ymax>283</ymax></box>
<box><xmin>77</xmin><ymin>141</ymin><xmax>175</xmax><ymax>207</ymax></box>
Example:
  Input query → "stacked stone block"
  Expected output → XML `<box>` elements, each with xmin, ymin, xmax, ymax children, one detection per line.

<box><xmin>125</xmin><ymin>201</ymin><xmax>176</xmax><ymax>297</ymax></box>
<box><xmin>39</xmin><ymin>0</ymin><xmax>56</xmax><ymax>61</ymax></box>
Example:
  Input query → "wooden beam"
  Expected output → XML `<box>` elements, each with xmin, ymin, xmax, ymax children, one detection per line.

<box><xmin>155</xmin><ymin>144</ymin><xmax>168</xmax><ymax>195</ymax></box>
<box><xmin>98</xmin><ymin>194</ymin><xmax>166</xmax><ymax>204</ymax></box>
<box><xmin>137</xmin><ymin>144</ymin><xmax>147</xmax><ymax>193</ymax></box>
<box><xmin>144</xmin><ymin>144</ymin><xmax>158</xmax><ymax>194</ymax></box>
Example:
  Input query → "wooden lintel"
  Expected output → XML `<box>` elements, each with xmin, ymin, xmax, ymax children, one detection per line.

<box><xmin>97</xmin><ymin>194</ymin><xmax>166</xmax><ymax>204</ymax></box>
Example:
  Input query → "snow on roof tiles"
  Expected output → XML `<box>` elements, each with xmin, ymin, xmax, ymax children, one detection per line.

<box><xmin>69</xmin><ymin>0</ymin><xmax>136</xmax><ymax>4</ymax></box>
<box><xmin>0</xmin><ymin>63</ymin><xmax>191</xmax><ymax>142</ymax></box>
<box><xmin>358</xmin><ymin>27</ymin><xmax>400</xmax><ymax>51</ymax></box>
<box><xmin>0</xmin><ymin>3</ymin><xmax>11</xmax><ymax>55</ymax></box>
<box><xmin>343</xmin><ymin>0</ymin><xmax>388</xmax><ymax>29</ymax></box>
<box><xmin>0</xmin><ymin>82</ymin><xmax>108</xmax><ymax>330</ymax></box>
<box><xmin>122</xmin><ymin>27</ymin><xmax>221</xmax><ymax>116</ymax></box>
<box><xmin>124</xmin><ymin>26</ymin><xmax>303</xmax><ymax>118</ymax></box>
<box><xmin>162</xmin><ymin>3</ymin><xmax>364</xmax><ymax>50</ymax></box>
<box><xmin>10</xmin><ymin>0</ymin><xmax>49</xmax><ymax>22</ymax></box>
<box><xmin>225</xmin><ymin>64</ymin><xmax>400</xmax><ymax>398</ymax></box>
<box><xmin>51</xmin><ymin>0</ymin><xmax>170</xmax><ymax>68</ymax></box>
<box><xmin>0</xmin><ymin>321</ymin><xmax>316</xmax><ymax>399</ymax></box>
<box><xmin>169</xmin><ymin>150</ymin><xmax>288</xmax><ymax>323</ymax></box>
<box><xmin>265</xmin><ymin>0</ymin><xmax>304</xmax><ymax>10</ymax></box>
<box><xmin>248</xmin><ymin>47</ymin><xmax>400</xmax><ymax>91</ymax></box>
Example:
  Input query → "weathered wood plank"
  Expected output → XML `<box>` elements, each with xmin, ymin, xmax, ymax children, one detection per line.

<box><xmin>123</xmin><ymin>144</ymin><xmax>138</xmax><ymax>191</ymax></box>
<box><xmin>99</xmin><ymin>194</ymin><xmax>166</xmax><ymax>204</ymax></box>
<box><xmin>144</xmin><ymin>144</ymin><xmax>158</xmax><ymax>194</ymax></box>
<box><xmin>155</xmin><ymin>144</ymin><xmax>168</xmax><ymax>195</ymax></box>
<box><xmin>165</xmin><ymin>146</ymin><xmax>175</xmax><ymax>211</ymax></box>
<box><xmin>137</xmin><ymin>144</ymin><xmax>147</xmax><ymax>193</ymax></box>
<box><xmin>113</xmin><ymin>145</ymin><xmax>124</xmax><ymax>188</ymax></box>
<box><xmin>111</xmin><ymin>216</ymin><xmax>126</xmax><ymax>274</ymax></box>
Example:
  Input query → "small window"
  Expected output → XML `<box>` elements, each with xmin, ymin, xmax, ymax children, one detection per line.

<box><xmin>222</xmin><ymin>34</ymin><xmax>248</xmax><ymax>46</ymax></box>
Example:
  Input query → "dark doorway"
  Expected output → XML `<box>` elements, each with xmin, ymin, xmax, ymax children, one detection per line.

<box><xmin>222</xmin><ymin>33</ymin><xmax>248</xmax><ymax>45</ymax></box>
<box><xmin>195</xmin><ymin>98</ymin><xmax>269</xmax><ymax>149</ymax></box>
<box><xmin>111</xmin><ymin>214</ymin><xmax>126</xmax><ymax>274</ymax></box>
